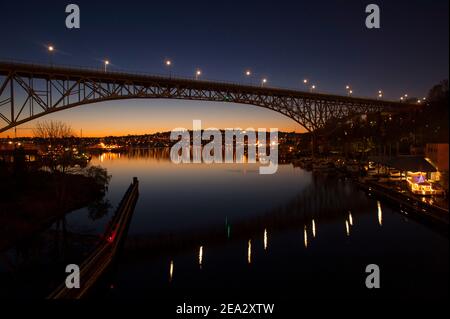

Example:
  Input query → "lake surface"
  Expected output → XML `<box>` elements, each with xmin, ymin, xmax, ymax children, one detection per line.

<box><xmin>92</xmin><ymin>149</ymin><xmax>448</xmax><ymax>300</ymax></box>
<box><xmin>0</xmin><ymin>148</ymin><xmax>447</xmax><ymax>300</ymax></box>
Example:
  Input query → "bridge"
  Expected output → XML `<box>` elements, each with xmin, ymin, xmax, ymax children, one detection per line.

<box><xmin>0</xmin><ymin>61</ymin><xmax>417</xmax><ymax>133</ymax></box>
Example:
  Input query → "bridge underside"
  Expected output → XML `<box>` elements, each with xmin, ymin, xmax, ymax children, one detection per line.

<box><xmin>0</xmin><ymin>62</ymin><xmax>414</xmax><ymax>134</ymax></box>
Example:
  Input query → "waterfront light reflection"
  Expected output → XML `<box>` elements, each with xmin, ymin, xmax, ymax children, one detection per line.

<box><xmin>263</xmin><ymin>229</ymin><xmax>268</xmax><ymax>251</ymax></box>
<box><xmin>377</xmin><ymin>200</ymin><xmax>383</xmax><ymax>226</ymax></box>
<box><xmin>247</xmin><ymin>240</ymin><xmax>252</xmax><ymax>264</ymax></box>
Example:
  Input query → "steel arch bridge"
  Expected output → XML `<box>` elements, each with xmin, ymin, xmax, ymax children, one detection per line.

<box><xmin>0</xmin><ymin>61</ymin><xmax>416</xmax><ymax>133</ymax></box>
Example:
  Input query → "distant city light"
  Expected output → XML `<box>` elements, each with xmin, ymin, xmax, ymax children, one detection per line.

<box><xmin>245</xmin><ymin>70</ymin><xmax>251</xmax><ymax>76</ymax></box>
<box><xmin>48</xmin><ymin>45</ymin><xmax>54</xmax><ymax>52</ymax></box>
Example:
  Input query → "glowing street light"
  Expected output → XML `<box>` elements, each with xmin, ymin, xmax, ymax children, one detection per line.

<box><xmin>261</xmin><ymin>78</ymin><xmax>267</xmax><ymax>87</ymax></box>
<box><xmin>104</xmin><ymin>60</ymin><xmax>110</xmax><ymax>72</ymax></box>
<box><xmin>165</xmin><ymin>59</ymin><xmax>172</xmax><ymax>77</ymax></box>
<box><xmin>244</xmin><ymin>70</ymin><xmax>253</xmax><ymax>85</ymax></box>
<box><xmin>48</xmin><ymin>45</ymin><xmax>55</xmax><ymax>66</ymax></box>
<box><xmin>302</xmin><ymin>79</ymin><xmax>309</xmax><ymax>91</ymax></box>
<box><xmin>195</xmin><ymin>69</ymin><xmax>202</xmax><ymax>80</ymax></box>
<box><xmin>310</xmin><ymin>84</ymin><xmax>316</xmax><ymax>92</ymax></box>
<box><xmin>346</xmin><ymin>85</ymin><xmax>352</xmax><ymax>96</ymax></box>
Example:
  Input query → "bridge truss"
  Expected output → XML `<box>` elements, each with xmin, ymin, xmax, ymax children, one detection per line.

<box><xmin>0</xmin><ymin>62</ymin><xmax>415</xmax><ymax>133</ymax></box>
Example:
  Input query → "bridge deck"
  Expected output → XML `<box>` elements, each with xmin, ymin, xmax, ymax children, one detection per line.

<box><xmin>0</xmin><ymin>60</ymin><xmax>410</xmax><ymax>106</ymax></box>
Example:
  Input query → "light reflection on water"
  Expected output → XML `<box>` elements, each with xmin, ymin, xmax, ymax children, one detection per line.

<box><xmin>88</xmin><ymin>148</ymin><xmax>448</xmax><ymax>299</ymax></box>
<box><xmin>2</xmin><ymin>148</ymin><xmax>446</xmax><ymax>299</ymax></box>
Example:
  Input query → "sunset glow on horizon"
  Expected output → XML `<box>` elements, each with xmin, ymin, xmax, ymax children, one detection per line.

<box><xmin>0</xmin><ymin>99</ymin><xmax>305</xmax><ymax>138</ymax></box>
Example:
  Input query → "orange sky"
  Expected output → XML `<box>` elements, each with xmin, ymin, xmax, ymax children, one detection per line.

<box><xmin>1</xmin><ymin>99</ymin><xmax>305</xmax><ymax>138</ymax></box>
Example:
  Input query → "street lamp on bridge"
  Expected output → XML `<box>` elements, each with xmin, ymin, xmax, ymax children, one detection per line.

<box><xmin>261</xmin><ymin>78</ymin><xmax>267</xmax><ymax>87</ymax></box>
<box><xmin>165</xmin><ymin>59</ymin><xmax>172</xmax><ymax>77</ymax></box>
<box><xmin>303</xmin><ymin>79</ymin><xmax>309</xmax><ymax>91</ymax></box>
<box><xmin>345</xmin><ymin>85</ymin><xmax>352</xmax><ymax>96</ymax></box>
<box><xmin>195</xmin><ymin>69</ymin><xmax>202</xmax><ymax>80</ymax></box>
<box><xmin>378</xmin><ymin>90</ymin><xmax>383</xmax><ymax>99</ymax></box>
<box><xmin>244</xmin><ymin>69</ymin><xmax>252</xmax><ymax>84</ymax></box>
<box><xmin>47</xmin><ymin>45</ymin><xmax>55</xmax><ymax>66</ymax></box>
<box><xmin>104</xmin><ymin>60</ymin><xmax>110</xmax><ymax>72</ymax></box>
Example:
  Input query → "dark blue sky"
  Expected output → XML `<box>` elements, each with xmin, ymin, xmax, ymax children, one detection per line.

<box><xmin>0</xmin><ymin>0</ymin><xmax>448</xmax><ymax>135</ymax></box>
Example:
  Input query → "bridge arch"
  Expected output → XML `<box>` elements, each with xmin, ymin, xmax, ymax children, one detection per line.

<box><xmin>0</xmin><ymin>62</ymin><xmax>415</xmax><ymax>134</ymax></box>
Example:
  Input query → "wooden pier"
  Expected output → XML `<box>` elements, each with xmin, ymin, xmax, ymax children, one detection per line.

<box><xmin>47</xmin><ymin>177</ymin><xmax>139</xmax><ymax>299</ymax></box>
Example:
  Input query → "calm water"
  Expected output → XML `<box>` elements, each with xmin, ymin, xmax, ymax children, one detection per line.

<box><xmin>91</xmin><ymin>149</ymin><xmax>447</xmax><ymax>300</ymax></box>
<box><xmin>0</xmin><ymin>148</ymin><xmax>447</xmax><ymax>299</ymax></box>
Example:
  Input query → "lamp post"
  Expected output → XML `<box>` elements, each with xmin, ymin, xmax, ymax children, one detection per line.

<box><xmin>104</xmin><ymin>60</ymin><xmax>110</xmax><ymax>72</ymax></box>
<box><xmin>261</xmin><ymin>78</ymin><xmax>267</xmax><ymax>87</ymax></box>
<box><xmin>244</xmin><ymin>69</ymin><xmax>252</xmax><ymax>85</ymax></box>
<box><xmin>303</xmin><ymin>79</ymin><xmax>308</xmax><ymax>91</ymax></box>
<box><xmin>165</xmin><ymin>59</ymin><xmax>172</xmax><ymax>77</ymax></box>
<box><xmin>345</xmin><ymin>85</ymin><xmax>351</xmax><ymax>96</ymax></box>
<box><xmin>195</xmin><ymin>69</ymin><xmax>202</xmax><ymax>80</ymax></box>
<box><xmin>310</xmin><ymin>85</ymin><xmax>316</xmax><ymax>93</ymax></box>
<box><xmin>48</xmin><ymin>45</ymin><xmax>55</xmax><ymax>66</ymax></box>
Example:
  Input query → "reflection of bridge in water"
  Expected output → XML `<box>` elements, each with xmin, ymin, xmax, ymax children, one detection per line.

<box><xmin>124</xmin><ymin>175</ymin><xmax>379</xmax><ymax>258</ymax></box>
<box><xmin>0</xmin><ymin>61</ymin><xmax>417</xmax><ymax>133</ymax></box>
